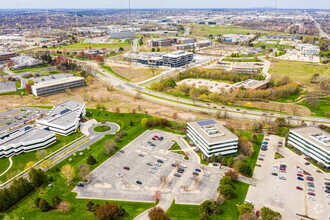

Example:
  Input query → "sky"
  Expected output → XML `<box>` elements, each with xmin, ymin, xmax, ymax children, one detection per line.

<box><xmin>0</xmin><ymin>0</ymin><xmax>329</xmax><ymax>9</ymax></box>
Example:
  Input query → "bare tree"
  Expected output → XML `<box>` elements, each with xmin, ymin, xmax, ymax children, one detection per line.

<box><xmin>103</xmin><ymin>140</ymin><xmax>117</xmax><ymax>155</ymax></box>
<box><xmin>60</xmin><ymin>164</ymin><xmax>75</xmax><ymax>186</ymax></box>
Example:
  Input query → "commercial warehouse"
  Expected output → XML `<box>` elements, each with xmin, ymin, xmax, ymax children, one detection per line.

<box><xmin>187</xmin><ymin>119</ymin><xmax>238</xmax><ymax>158</ymax></box>
<box><xmin>36</xmin><ymin>100</ymin><xmax>86</xmax><ymax>136</ymax></box>
<box><xmin>31</xmin><ymin>77</ymin><xmax>85</xmax><ymax>97</ymax></box>
<box><xmin>0</xmin><ymin>126</ymin><xmax>56</xmax><ymax>158</ymax></box>
<box><xmin>287</xmin><ymin>126</ymin><xmax>330</xmax><ymax>168</ymax></box>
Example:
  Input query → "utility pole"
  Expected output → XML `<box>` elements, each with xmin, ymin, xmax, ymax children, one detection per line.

<box><xmin>128</xmin><ymin>0</ymin><xmax>131</xmax><ymax>23</ymax></box>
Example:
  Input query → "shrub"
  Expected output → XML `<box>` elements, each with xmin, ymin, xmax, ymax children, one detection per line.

<box><xmin>86</xmin><ymin>155</ymin><xmax>97</xmax><ymax>165</ymax></box>
<box><xmin>199</xmin><ymin>211</ymin><xmax>211</xmax><ymax>220</ymax></box>
<box><xmin>199</xmin><ymin>200</ymin><xmax>212</xmax><ymax>214</ymax></box>
<box><xmin>95</xmin><ymin>203</ymin><xmax>121</xmax><ymax>220</ymax></box>
<box><xmin>148</xmin><ymin>206</ymin><xmax>168</xmax><ymax>220</ymax></box>
<box><xmin>35</xmin><ymin>197</ymin><xmax>41</xmax><ymax>208</ymax></box>
<box><xmin>85</xmin><ymin>200</ymin><xmax>94</xmax><ymax>211</ymax></box>
<box><xmin>39</xmin><ymin>199</ymin><xmax>51</xmax><ymax>212</ymax></box>
<box><xmin>210</xmin><ymin>201</ymin><xmax>221</xmax><ymax>214</ymax></box>
<box><xmin>52</xmin><ymin>196</ymin><xmax>62</xmax><ymax>207</ymax></box>
<box><xmin>239</xmin><ymin>163</ymin><xmax>252</xmax><ymax>176</ymax></box>
<box><xmin>220</xmin><ymin>176</ymin><xmax>232</xmax><ymax>186</ymax></box>
<box><xmin>218</xmin><ymin>184</ymin><xmax>234</xmax><ymax>198</ymax></box>
<box><xmin>238</xmin><ymin>202</ymin><xmax>254</xmax><ymax>215</ymax></box>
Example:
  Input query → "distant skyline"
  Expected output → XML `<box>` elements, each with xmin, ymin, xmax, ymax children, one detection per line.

<box><xmin>0</xmin><ymin>0</ymin><xmax>329</xmax><ymax>10</ymax></box>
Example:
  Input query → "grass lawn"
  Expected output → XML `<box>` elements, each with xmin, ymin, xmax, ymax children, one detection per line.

<box><xmin>93</xmin><ymin>125</ymin><xmax>111</xmax><ymax>133</ymax></box>
<box><xmin>10</xmin><ymin>65</ymin><xmax>49</xmax><ymax>74</ymax></box>
<box><xmin>15</xmin><ymin>80</ymin><xmax>21</xmax><ymax>88</ymax></box>
<box><xmin>0</xmin><ymin>132</ymin><xmax>83</xmax><ymax>183</ymax></box>
<box><xmin>0</xmin><ymin>157</ymin><xmax>10</xmax><ymax>175</ymax></box>
<box><xmin>167</xmin><ymin>180</ymin><xmax>249</xmax><ymax>220</ymax></box>
<box><xmin>197</xmin><ymin>152</ymin><xmax>209</xmax><ymax>166</ymax></box>
<box><xmin>268</xmin><ymin>60</ymin><xmax>330</xmax><ymax>83</ymax></box>
<box><xmin>300</xmin><ymin>96</ymin><xmax>330</xmax><ymax>117</ymax></box>
<box><xmin>169</xmin><ymin>141</ymin><xmax>181</xmax><ymax>151</ymax></box>
<box><xmin>101</xmin><ymin>65</ymin><xmax>130</xmax><ymax>82</ymax></box>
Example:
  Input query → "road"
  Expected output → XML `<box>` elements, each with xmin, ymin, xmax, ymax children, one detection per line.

<box><xmin>306</xmin><ymin>11</ymin><xmax>330</xmax><ymax>40</ymax></box>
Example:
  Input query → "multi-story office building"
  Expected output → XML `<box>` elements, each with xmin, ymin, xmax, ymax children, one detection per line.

<box><xmin>162</xmin><ymin>51</ymin><xmax>193</xmax><ymax>68</ymax></box>
<box><xmin>287</xmin><ymin>126</ymin><xmax>330</xmax><ymax>168</ymax></box>
<box><xmin>0</xmin><ymin>52</ymin><xmax>16</xmax><ymax>61</ymax></box>
<box><xmin>31</xmin><ymin>77</ymin><xmax>85</xmax><ymax>97</ymax></box>
<box><xmin>148</xmin><ymin>39</ymin><xmax>172</xmax><ymax>47</ymax></box>
<box><xmin>10</xmin><ymin>56</ymin><xmax>42</xmax><ymax>70</ymax></box>
<box><xmin>36</xmin><ymin>100</ymin><xmax>86</xmax><ymax>136</ymax></box>
<box><xmin>297</xmin><ymin>44</ymin><xmax>320</xmax><ymax>56</ymax></box>
<box><xmin>0</xmin><ymin>126</ymin><xmax>56</xmax><ymax>158</ymax></box>
<box><xmin>179</xmin><ymin>38</ymin><xmax>195</xmax><ymax>44</ymax></box>
<box><xmin>187</xmin><ymin>119</ymin><xmax>238</xmax><ymax>158</ymax></box>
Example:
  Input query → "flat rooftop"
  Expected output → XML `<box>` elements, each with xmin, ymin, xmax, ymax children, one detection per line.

<box><xmin>37</xmin><ymin>100</ymin><xmax>85</xmax><ymax>128</ymax></box>
<box><xmin>32</xmin><ymin>77</ymin><xmax>84</xmax><ymax>89</ymax></box>
<box><xmin>163</xmin><ymin>51</ymin><xmax>193</xmax><ymax>58</ymax></box>
<box><xmin>233</xmin><ymin>79</ymin><xmax>268</xmax><ymax>90</ymax></box>
<box><xmin>0</xmin><ymin>126</ymin><xmax>53</xmax><ymax>149</ymax></box>
<box><xmin>188</xmin><ymin>119</ymin><xmax>238</xmax><ymax>144</ymax></box>
<box><xmin>290</xmin><ymin>126</ymin><xmax>330</xmax><ymax>151</ymax></box>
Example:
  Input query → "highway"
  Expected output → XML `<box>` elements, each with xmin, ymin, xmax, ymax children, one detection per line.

<box><xmin>306</xmin><ymin>11</ymin><xmax>330</xmax><ymax>40</ymax></box>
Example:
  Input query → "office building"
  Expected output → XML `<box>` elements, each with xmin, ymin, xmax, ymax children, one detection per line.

<box><xmin>222</xmin><ymin>34</ymin><xmax>255</xmax><ymax>43</ymax></box>
<box><xmin>148</xmin><ymin>39</ymin><xmax>172</xmax><ymax>47</ymax></box>
<box><xmin>179</xmin><ymin>38</ymin><xmax>195</xmax><ymax>44</ymax></box>
<box><xmin>31</xmin><ymin>77</ymin><xmax>85</xmax><ymax>97</ymax></box>
<box><xmin>0</xmin><ymin>52</ymin><xmax>16</xmax><ymax>61</ymax></box>
<box><xmin>10</xmin><ymin>56</ymin><xmax>42</xmax><ymax>70</ymax></box>
<box><xmin>187</xmin><ymin>119</ymin><xmax>238</xmax><ymax>158</ymax></box>
<box><xmin>231</xmin><ymin>79</ymin><xmax>268</xmax><ymax>91</ymax></box>
<box><xmin>232</xmin><ymin>62</ymin><xmax>263</xmax><ymax>74</ymax></box>
<box><xmin>297</xmin><ymin>44</ymin><xmax>320</xmax><ymax>56</ymax></box>
<box><xmin>162</xmin><ymin>51</ymin><xmax>193</xmax><ymax>68</ymax></box>
<box><xmin>287</xmin><ymin>126</ymin><xmax>330</xmax><ymax>168</ymax></box>
<box><xmin>0</xmin><ymin>126</ymin><xmax>56</xmax><ymax>158</ymax></box>
<box><xmin>36</xmin><ymin>100</ymin><xmax>86</xmax><ymax>136</ymax></box>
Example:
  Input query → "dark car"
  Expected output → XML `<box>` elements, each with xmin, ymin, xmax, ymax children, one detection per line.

<box><xmin>271</xmin><ymin>172</ymin><xmax>278</xmax><ymax>176</ymax></box>
<box><xmin>213</xmin><ymin>106</ymin><xmax>217</xmax><ymax>108</ymax></box>
<box><xmin>308</xmin><ymin>192</ymin><xmax>315</xmax><ymax>196</ymax></box>
<box><xmin>119</xmin><ymin>150</ymin><xmax>125</xmax><ymax>153</ymax></box>
<box><xmin>305</xmin><ymin>162</ymin><xmax>310</xmax><ymax>165</ymax></box>
<box><xmin>157</xmin><ymin>159</ymin><xmax>164</xmax><ymax>163</ymax></box>
<box><xmin>236</xmin><ymin>109</ymin><xmax>240</xmax><ymax>111</ymax></box>
<box><xmin>77</xmin><ymin>183</ymin><xmax>84</xmax><ymax>187</ymax></box>
<box><xmin>221</xmin><ymin>107</ymin><xmax>225</xmax><ymax>109</ymax></box>
<box><xmin>326</xmin><ymin>186</ymin><xmax>330</xmax><ymax>190</ymax></box>
<box><xmin>174</xmin><ymin>173</ymin><xmax>181</xmax><ymax>177</ymax></box>
<box><xmin>136</xmin><ymin>180</ymin><xmax>142</xmax><ymax>185</ymax></box>
<box><xmin>258</xmin><ymin>157</ymin><xmax>264</xmax><ymax>161</ymax></box>
<box><xmin>177</xmin><ymin>169</ymin><xmax>184</xmax><ymax>173</ymax></box>
<box><xmin>325</xmin><ymin>182</ymin><xmax>330</xmax><ymax>186</ymax></box>
<box><xmin>195</xmin><ymin>168</ymin><xmax>201</xmax><ymax>172</ymax></box>
<box><xmin>152</xmin><ymin>137</ymin><xmax>156</xmax><ymax>140</ymax></box>
<box><xmin>123</xmin><ymin>166</ymin><xmax>130</xmax><ymax>170</ymax></box>
<box><xmin>158</xmin><ymin>136</ymin><xmax>164</xmax><ymax>141</ymax></box>
<box><xmin>297</xmin><ymin>177</ymin><xmax>304</xmax><ymax>181</ymax></box>
<box><xmin>297</xmin><ymin>174</ymin><xmax>303</xmax><ymax>177</ymax></box>
<box><xmin>296</xmin><ymin>186</ymin><xmax>303</xmax><ymax>190</ymax></box>
<box><xmin>138</xmin><ymin>153</ymin><xmax>144</xmax><ymax>157</ymax></box>
<box><xmin>307</xmin><ymin>177</ymin><xmax>314</xmax><ymax>181</ymax></box>
<box><xmin>325</xmin><ymin>189</ymin><xmax>330</xmax><ymax>193</ymax></box>
<box><xmin>193</xmin><ymin>172</ymin><xmax>199</xmax><ymax>176</ymax></box>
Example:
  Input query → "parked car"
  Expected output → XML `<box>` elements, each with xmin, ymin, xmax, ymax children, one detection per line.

<box><xmin>326</xmin><ymin>194</ymin><xmax>330</xmax><ymax>198</ymax></box>
<box><xmin>77</xmin><ymin>183</ymin><xmax>84</xmax><ymax>187</ymax></box>
<box><xmin>171</xmin><ymin>163</ymin><xmax>177</xmax><ymax>167</ymax></box>
<box><xmin>152</xmin><ymin>166</ymin><xmax>158</xmax><ymax>170</ymax></box>
<box><xmin>154</xmin><ymin>162</ymin><xmax>161</xmax><ymax>167</ymax></box>
<box><xmin>174</xmin><ymin>173</ymin><xmax>181</xmax><ymax>177</ymax></box>
<box><xmin>158</xmin><ymin>136</ymin><xmax>164</xmax><ymax>141</ymax></box>
<box><xmin>279</xmin><ymin>176</ymin><xmax>286</xmax><ymax>180</ymax></box>
<box><xmin>147</xmin><ymin>162</ymin><xmax>152</xmax><ymax>166</ymax></box>
<box><xmin>116</xmin><ymin>173</ymin><xmax>123</xmax><ymax>178</ymax></box>
<box><xmin>324</xmin><ymin>182</ymin><xmax>330</xmax><ymax>185</ymax></box>
<box><xmin>262</xmin><ymin>142</ymin><xmax>268</xmax><ymax>145</ymax></box>
<box><xmin>138</xmin><ymin>153</ymin><xmax>144</xmax><ymax>157</ymax></box>
<box><xmin>326</xmin><ymin>189</ymin><xmax>330</xmax><ymax>193</ymax></box>
<box><xmin>259</xmin><ymin>153</ymin><xmax>265</xmax><ymax>156</ymax></box>
<box><xmin>195</xmin><ymin>168</ymin><xmax>201</xmax><ymax>172</ymax></box>
<box><xmin>119</xmin><ymin>150</ymin><xmax>125</xmax><ymax>153</ymax></box>
<box><xmin>271</xmin><ymin>172</ymin><xmax>278</xmax><ymax>176</ymax></box>
<box><xmin>258</xmin><ymin>157</ymin><xmax>264</xmax><ymax>161</ymax></box>
<box><xmin>273</xmin><ymin>166</ymin><xmax>279</xmax><ymax>171</ymax></box>
<box><xmin>308</xmin><ymin>192</ymin><xmax>315</xmax><ymax>196</ymax></box>
<box><xmin>157</xmin><ymin>159</ymin><xmax>164</xmax><ymax>163</ymax></box>
<box><xmin>123</xmin><ymin>166</ymin><xmax>130</xmax><ymax>170</ymax></box>
<box><xmin>326</xmin><ymin>186</ymin><xmax>330</xmax><ymax>190</ymax></box>
<box><xmin>307</xmin><ymin>196</ymin><xmax>315</xmax><ymax>201</ymax></box>
<box><xmin>236</xmin><ymin>109</ymin><xmax>240</xmax><ymax>111</ymax></box>
<box><xmin>297</xmin><ymin>174</ymin><xmax>303</xmax><ymax>177</ymax></box>
<box><xmin>148</xmin><ymin>170</ymin><xmax>155</xmax><ymax>174</ymax></box>
<box><xmin>136</xmin><ymin>181</ymin><xmax>142</xmax><ymax>185</ymax></box>
<box><xmin>296</xmin><ymin>186</ymin><xmax>303</xmax><ymax>190</ymax></box>
<box><xmin>178</xmin><ymin>168</ymin><xmax>185</xmax><ymax>173</ymax></box>
<box><xmin>307</xmin><ymin>177</ymin><xmax>314</xmax><ymax>181</ymax></box>
<box><xmin>307</xmin><ymin>187</ymin><xmax>315</xmax><ymax>192</ymax></box>
<box><xmin>193</xmin><ymin>172</ymin><xmax>199</xmax><ymax>176</ymax></box>
<box><xmin>307</xmin><ymin>182</ymin><xmax>315</xmax><ymax>187</ymax></box>
<box><xmin>152</xmin><ymin>137</ymin><xmax>156</xmax><ymax>140</ymax></box>
<box><xmin>154</xmin><ymin>135</ymin><xmax>159</xmax><ymax>138</ymax></box>
<box><xmin>305</xmin><ymin>162</ymin><xmax>310</xmax><ymax>165</ymax></box>
<box><xmin>297</xmin><ymin>177</ymin><xmax>304</xmax><ymax>181</ymax></box>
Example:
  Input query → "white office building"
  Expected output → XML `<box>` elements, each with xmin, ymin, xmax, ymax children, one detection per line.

<box><xmin>287</xmin><ymin>126</ymin><xmax>330</xmax><ymax>168</ymax></box>
<box><xmin>0</xmin><ymin>126</ymin><xmax>56</xmax><ymax>158</ymax></box>
<box><xmin>297</xmin><ymin>44</ymin><xmax>320</xmax><ymax>56</ymax></box>
<box><xmin>162</xmin><ymin>51</ymin><xmax>193</xmax><ymax>68</ymax></box>
<box><xmin>187</xmin><ymin>119</ymin><xmax>238</xmax><ymax>158</ymax></box>
<box><xmin>32</xmin><ymin>77</ymin><xmax>85</xmax><ymax>97</ymax></box>
<box><xmin>36</xmin><ymin>100</ymin><xmax>86</xmax><ymax>136</ymax></box>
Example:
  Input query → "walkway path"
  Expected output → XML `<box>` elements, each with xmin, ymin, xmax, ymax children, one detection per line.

<box><xmin>0</xmin><ymin>156</ymin><xmax>13</xmax><ymax>177</ymax></box>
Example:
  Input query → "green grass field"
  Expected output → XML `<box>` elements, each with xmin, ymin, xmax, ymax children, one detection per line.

<box><xmin>268</xmin><ymin>60</ymin><xmax>330</xmax><ymax>83</ymax></box>
<box><xmin>0</xmin><ymin>157</ymin><xmax>10</xmax><ymax>175</ymax></box>
<box><xmin>10</xmin><ymin>65</ymin><xmax>49</xmax><ymax>74</ymax></box>
<box><xmin>101</xmin><ymin>65</ymin><xmax>130</xmax><ymax>82</ymax></box>
<box><xmin>57</xmin><ymin>41</ymin><xmax>131</xmax><ymax>50</ymax></box>
<box><xmin>93</xmin><ymin>125</ymin><xmax>111</xmax><ymax>132</ymax></box>
<box><xmin>166</xmin><ymin>180</ymin><xmax>249</xmax><ymax>220</ymax></box>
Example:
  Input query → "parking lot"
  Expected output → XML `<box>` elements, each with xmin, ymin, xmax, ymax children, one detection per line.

<box><xmin>0</xmin><ymin>107</ymin><xmax>49</xmax><ymax>133</ymax></box>
<box><xmin>73</xmin><ymin>130</ymin><xmax>223</xmax><ymax>205</ymax></box>
<box><xmin>0</xmin><ymin>81</ymin><xmax>16</xmax><ymax>94</ymax></box>
<box><xmin>246</xmin><ymin>135</ymin><xmax>330</xmax><ymax>220</ymax></box>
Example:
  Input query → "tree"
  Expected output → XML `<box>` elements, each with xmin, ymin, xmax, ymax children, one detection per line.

<box><xmin>225</xmin><ymin>170</ymin><xmax>238</xmax><ymax>180</ymax></box>
<box><xmin>78</xmin><ymin>163</ymin><xmax>91</xmax><ymax>181</ymax></box>
<box><xmin>87</xmin><ymin>155</ymin><xmax>97</xmax><ymax>165</ymax></box>
<box><xmin>25</xmin><ymin>161</ymin><xmax>35</xmax><ymax>170</ymax></box>
<box><xmin>218</xmin><ymin>184</ymin><xmax>234</xmax><ymax>198</ymax></box>
<box><xmin>227</xmin><ymin>157</ymin><xmax>234</xmax><ymax>167</ymax></box>
<box><xmin>210</xmin><ymin>201</ymin><xmax>221</xmax><ymax>214</ymax></box>
<box><xmin>35</xmin><ymin>197</ymin><xmax>41</xmax><ymax>208</ymax></box>
<box><xmin>60</xmin><ymin>164</ymin><xmax>75</xmax><ymax>186</ymax></box>
<box><xmin>36</xmin><ymin>149</ymin><xmax>48</xmax><ymax>160</ymax></box>
<box><xmin>132</xmin><ymin>108</ymin><xmax>136</xmax><ymax>115</ymax></box>
<box><xmin>150</xmin><ymin>66</ymin><xmax>157</xmax><ymax>76</ymax></box>
<box><xmin>39</xmin><ymin>199</ymin><xmax>51</xmax><ymax>212</ymax></box>
<box><xmin>103</xmin><ymin>140</ymin><xmax>117</xmax><ymax>155</ymax></box>
<box><xmin>199</xmin><ymin>200</ymin><xmax>212</xmax><ymax>214</ymax></box>
<box><xmin>210</xmin><ymin>154</ymin><xmax>216</xmax><ymax>163</ymax></box>
<box><xmin>27</xmin><ymin>79</ymin><xmax>34</xmax><ymax>85</ymax></box>
<box><xmin>95</xmin><ymin>55</ymin><xmax>104</xmax><ymax>65</ymax></box>
<box><xmin>251</xmin><ymin>134</ymin><xmax>258</xmax><ymax>143</ymax></box>
<box><xmin>28</xmin><ymin>168</ymin><xmax>46</xmax><ymax>188</ymax></box>
<box><xmin>95</xmin><ymin>203</ymin><xmax>122</xmax><ymax>220</ymax></box>
<box><xmin>216</xmin><ymin>153</ymin><xmax>223</xmax><ymax>163</ymax></box>
<box><xmin>260</xmin><ymin>207</ymin><xmax>282</xmax><ymax>220</ymax></box>
<box><xmin>152</xmin><ymin>190</ymin><xmax>162</xmax><ymax>202</ymax></box>
<box><xmin>151</xmin><ymin>48</ymin><xmax>156</xmax><ymax>52</ymax></box>
<box><xmin>52</xmin><ymin>196</ymin><xmax>62</xmax><ymax>207</ymax></box>
<box><xmin>172</xmin><ymin>112</ymin><xmax>178</xmax><ymax>120</ymax></box>
<box><xmin>85</xmin><ymin>200</ymin><xmax>94</xmax><ymax>211</ymax></box>
<box><xmin>238</xmin><ymin>202</ymin><xmax>254</xmax><ymax>215</ymax></box>
<box><xmin>25</xmin><ymin>83</ymin><xmax>32</xmax><ymax>94</ymax></box>
<box><xmin>239</xmin><ymin>163</ymin><xmax>252</xmax><ymax>176</ymax></box>
<box><xmin>148</xmin><ymin>207</ymin><xmax>168</xmax><ymax>220</ymax></box>
<box><xmin>220</xmin><ymin>176</ymin><xmax>232</xmax><ymax>186</ymax></box>
<box><xmin>115</xmin><ymin>107</ymin><xmax>120</xmax><ymax>114</ymax></box>
<box><xmin>141</xmin><ymin>118</ymin><xmax>150</xmax><ymax>128</ymax></box>
<box><xmin>199</xmin><ymin>211</ymin><xmax>211</xmax><ymax>220</ymax></box>
<box><xmin>221</xmin><ymin>157</ymin><xmax>227</xmax><ymax>166</ymax></box>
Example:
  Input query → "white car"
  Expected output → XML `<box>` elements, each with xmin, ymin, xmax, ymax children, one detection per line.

<box><xmin>297</xmin><ymin>168</ymin><xmax>303</xmax><ymax>173</ymax></box>
<box><xmin>307</xmin><ymin>196</ymin><xmax>315</xmax><ymax>201</ymax></box>
<box><xmin>273</xmin><ymin>166</ymin><xmax>278</xmax><ymax>171</ymax></box>
<box><xmin>181</xmin><ymin>164</ymin><xmax>187</xmax><ymax>168</ymax></box>
<box><xmin>116</xmin><ymin>173</ymin><xmax>122</xmax><ymax>178</ymax></box>
<box><xmin>307</xmin><ymin>188</ymin><xmax>315</xmax><ymax>192</ymax></box>
<box><xmin>259</xmin><ymin>153</ymin><xmax>265</xmax><ymax>156</ymax></box>
<box><xmin>326</xmin><ymin>194</ymin><xmax>330</xmax><ymax>198</ymax></box>
<box><xmin>203</xmin><ymin>173</ymin><xmax>209</xmax><ymax>177</ymax></box>
<box><xmin>148</xmin><ymin>169</ymin><xmax>155</xmax><ymax>174</ymax></box>
<box><xmin>279</xmin><ymin>176</ymin><xmax>286</xmax><ymax>180</ymax></box>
